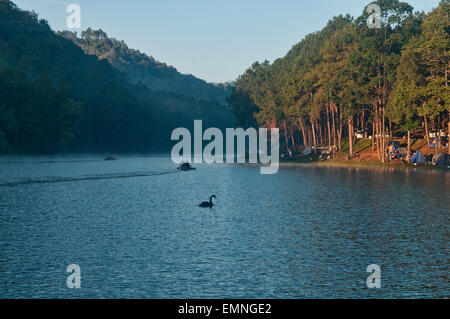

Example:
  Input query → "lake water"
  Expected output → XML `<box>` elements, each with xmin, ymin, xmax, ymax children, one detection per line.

<box><xmin>0</xmin><ymin>156</ymin><xmax>448</xmax><ymax>298</ymax></box>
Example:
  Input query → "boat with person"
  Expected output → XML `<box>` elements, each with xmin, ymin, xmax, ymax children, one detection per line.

<box><xmin>177</xmin><ymin>162</ymin><xmax>196</xmax><ymax>171</ymax></box>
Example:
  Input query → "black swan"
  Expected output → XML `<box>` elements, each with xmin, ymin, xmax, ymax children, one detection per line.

<box><xmin>199</xmin><ymin>195</ymin><xmax>216</xmax><ymax>208</ymax></box>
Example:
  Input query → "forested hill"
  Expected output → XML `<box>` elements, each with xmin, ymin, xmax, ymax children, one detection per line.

<box><xmin>228</xmin><ymin>0</ymin><xmax>449</xmax><ymax>160</ymax></box>
<box><xmin>59</xmin><ymin>29</ymin><xmax>232</xmax><ymax>104</ymax></box>
<box><xmin>0</xmin><ymin>0</ymin><xmax>234</xmax><ymax>153</ymax></box>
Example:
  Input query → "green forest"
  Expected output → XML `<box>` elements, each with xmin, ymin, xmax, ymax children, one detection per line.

<box><xmin>0</xmin><ymin>0</ymin><xmax>448</xmax><ymax>159</ymax></box>
<box><xmin>0</xmin><ymin>0</ymin><xmax>233</xmax><ymax>153</ymax></box>
<box><xmin>228</xmin><ymin>0</ymin><xmax>449</xmax><ymax>161</ymax></box>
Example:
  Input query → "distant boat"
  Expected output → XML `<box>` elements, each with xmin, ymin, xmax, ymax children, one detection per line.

<box><xmin>177</xmin><ymin>162</ymin><xmax>195</xmax><ymax>171</ymax></box>
<box><xmin>104</xmin><ymin>155</ymin><xmax>118</xmax><ymax>161</ymax></box>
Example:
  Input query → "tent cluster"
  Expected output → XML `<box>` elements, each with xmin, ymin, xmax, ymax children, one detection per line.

<box><xmin>410</xmin><ymin>151</ymin><xmax>449</xmax><ymax>167</ymax></box>
<box><xmin>387</xmin><ymin>142</ymin><xmax>408</xmax><ymax>160</ymax></box>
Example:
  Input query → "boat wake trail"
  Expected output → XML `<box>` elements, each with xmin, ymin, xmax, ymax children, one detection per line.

<box><xmin>0</xmin><ymin>159</ymin><xmax>104</xmax><ymax>165</ymax></box>
<box><xmin>0</xmin><ymin>171</ymin><xmax>178</xmax><ymax>187</ymax></box>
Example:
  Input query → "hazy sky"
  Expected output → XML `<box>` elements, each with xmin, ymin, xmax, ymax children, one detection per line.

<box><xmin>13</xmin><ymin>0</ymin><xmax>441</xmax><ymax>83</ymax></box>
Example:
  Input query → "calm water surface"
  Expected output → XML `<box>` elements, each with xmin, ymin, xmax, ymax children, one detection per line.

<box><xmin>0</xmin><ymin>156</ymin><xmax>448</xmax><ymax>298</ymax></box>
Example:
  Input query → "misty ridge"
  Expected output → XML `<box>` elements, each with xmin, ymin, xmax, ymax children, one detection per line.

<box><xmin>0</xmin><ymin>0</ymin><xmax>234</xmax><ymax>154</ymax></box>
<box><xmin>58</xmin><ymin>28</ymin><xmax>234</xmax><ymax>104</ymax></box>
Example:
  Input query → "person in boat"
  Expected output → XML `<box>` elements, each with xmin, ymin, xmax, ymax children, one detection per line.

<box><xmin>178</xmin><ymin>162</ymin><xmax>195</xmax><ymax>170</ymax></box>
<box><xmin>105</xmin><ymin>155</ymin><xmax>117</xmax><ymax>161</ymax></box>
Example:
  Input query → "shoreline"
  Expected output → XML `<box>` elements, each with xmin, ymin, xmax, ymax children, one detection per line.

<box><xmin>279</xmin><ymin>159</ymin><xmax>450</xmax><ymax>172</ymax></box>
<box><xmin>1</xmin><ymin>153</ymin><xmax>449</xmax><ymax>173</ymax></box>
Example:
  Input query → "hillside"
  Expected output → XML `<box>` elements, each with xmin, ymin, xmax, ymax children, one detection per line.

<box><xmin>59</xmin><ymin>28</ymin><xmax>232</xmax><ymax>104</ymax></box>
<box><xmin>228</xmin><ymin>0</ymin><xmax>449</xmax><ymax>162</ymax></box>
<box><xmin>0</xmin><ymin>0</ymin><xmax>234</xmax><ymax>153</ymax></box>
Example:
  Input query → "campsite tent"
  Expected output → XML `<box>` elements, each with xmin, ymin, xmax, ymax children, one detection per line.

<box><xmin>387</xmin><ymin>141</ymin><xmax>404</xmax><ymax>159</ymax></box>
<box><xmin>388</xmin><ymin>143</ymin><xmax>399</xmax><ymax>155</ymax></box>
<box><xmin>303</xmin><ymin>146</ymin><xmax>313</xmax><ymax>156</ymax></box>
<box><xmin>398</xmin><ymin>148</ymin><xmax>408</xmax><ymax>157</ymax></box>
<box><xmin>432</xmin><ymin>153</ymin><xmax>449</xmax><ymax>167</ymax></box>
<box><xmin>411</xmin><ymin>151</ymin><xmax>426</xmax><ymax>164</ymax></box>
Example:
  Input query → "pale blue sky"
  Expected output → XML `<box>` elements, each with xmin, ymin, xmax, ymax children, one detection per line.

<box><xmin>13</xmin><ymin>0</ymin><xmax>441</xmax><ymax>83</ymax></box>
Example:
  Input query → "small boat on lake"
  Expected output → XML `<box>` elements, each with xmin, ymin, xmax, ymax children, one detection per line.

<box><xmin>177</xmin><ymin>162</ymin><xmax>196</xmax><ymax>171</ymax></box>
<box><xmin>104</xmin><ymin>155</ymin><xmax>118</xmax><ymax>161</ymax></box>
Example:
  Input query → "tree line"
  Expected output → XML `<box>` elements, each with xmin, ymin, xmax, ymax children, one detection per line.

<box><xmin>228</xmin><ymin>0</ymin><xmax>449</xmax><ymax>161</ymax></box>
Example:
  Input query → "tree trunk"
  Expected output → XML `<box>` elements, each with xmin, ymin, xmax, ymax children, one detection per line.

<box><xmin>338</xmin><ymin>111</ymin><xmax>342</xmax><ymax>152</ymax></box>
<box><xmin>307</xmin><ymin>128</ymin><xmax>311</xmax><ymax>147</ymax></box>
<box><xmin>447</xmin><ymin>69</ymin><xmax>449</xmax><ymax>155</ymax></box>
<box><xmin>283</xmin><ymin>119</ymin><xmax>290</xmax><ymax>152</ymax></box>
<box><xmin>371</xmin><ymin>122</ymin><xmax>374</xmax><ymax>152</ymax></box>
<box><xmin>332</xmin><ymin>103</ymin><xmax>337</xmax><ymax>147</ymax></box>
<box><xmin>381</xmin><ymin>108</ymin><xmax>385</xmax><ymax>163</ymax></box>
<box><xmin>352</xmin><ymin>117</ymin><xmax>355</xmax><ymax>145</ymax></box>
<box><xmin>377</xmin><ymin>120</ymin><xmax>382</xmax><ymax>161</ymax></box>
<box><xmin>311</xmin><ymin>120</ymin><xmax>317</xmax><ymax>149</ymax></box>
<box><xmin>424</xmin><ymin>115</ymin><xmax>430</xmax><ymax>149</ymax></box>
<box><xmin>361</xmin><ymin>109</ymin><xmax>365</xmax><ymax>132</ymax></box>
<box><xmin>407</xmin><ymin>130</ymin><xmax>411</xmax><ymax>163</ymax></box>
<box><xmin>327</xmin><ymin>106</ymin><xmax>332</xmax><ymax>148</ymax></box>
<box><xmin>375</xmin><ymin>106</ymin><xmax>381</xmax><ymax>161</ymax></box>
<box><xmin>309</xmin><ymin>128</ymin><xmax>313</xmax><ymax>146</ymax></box>
<box><xmin>446</xmin><ymin>68</ymin><xmax>449</xmax><ymax>155</ymax></box>
<box><xmin>318</xmin><ymin>121</ymin><xmax>323</xmax><ymax>146</ymax></box>
<box><xmin>435</xmin><ymin>129</ymin><xmax>439</xmax><ymax>154</ymax></box>
<box><xmin>348</xmin><ymin>117</ymin><xmax>353</xmax><ymax>157</ymax></box>
<box><xmin>389</xmin><ymin>119</ymin><xmax>392</xmax><ymax>142</ymax></box>
<box><xmin>299</xmin><ymin>119</ymin><xmax>307</xmax><ymax>147</ymax></box>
